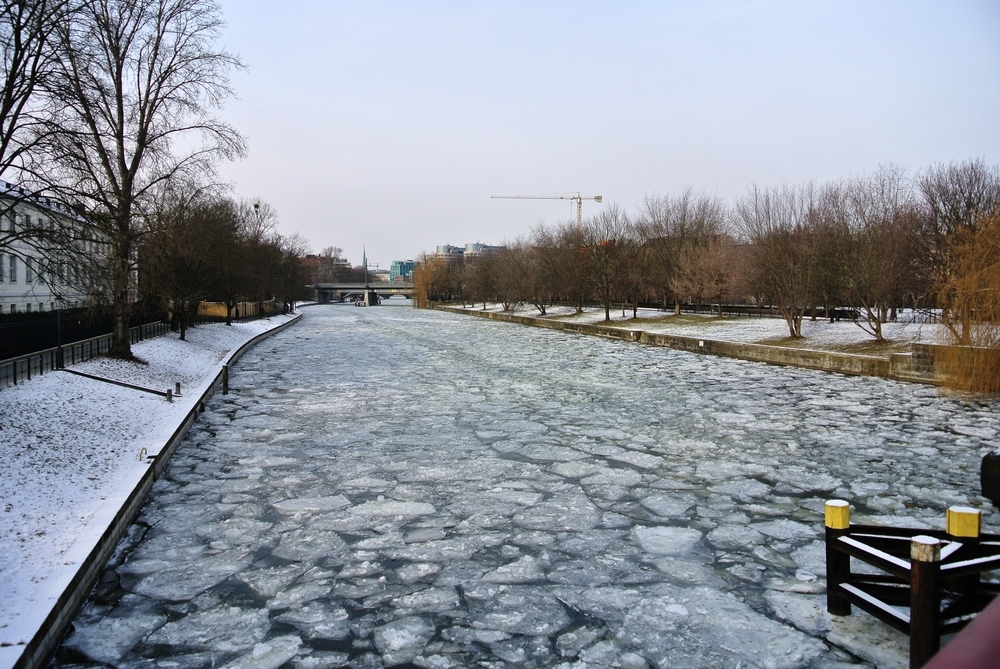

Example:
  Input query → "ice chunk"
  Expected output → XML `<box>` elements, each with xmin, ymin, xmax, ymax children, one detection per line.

<box><xmin>582</xmin><ymin>467</ymin><xmax>644</xmax><ymax>487</ymax></box>
<box><xmin>398</xmin><ymin>562</ymin><xmax>443</xmax><ymax>584</ymax></box>
<box><xmin>617</xmin><ymin>586</ymin><xmax>825</xmax><ymax>667</ymax></box>
<box><xmin>218</xmin><ymin>635</ymin><xmax>303</xmax><ymax>669</ymax></box>
<box><xmin>373</xmin><ymin>616</ymin><xmax>436</xmax><ymax>665</ymax></box>
<box><xmin>146</xmin><ymin>607</ymin><xmax>270</xmax><ymax>651</ymax></box>
<box><xmin>608</xmin><ymin>451</ymin><xmax>663</xmax><ymax>470</ymax></box>
<box><xmin>791</xmin><ymin>540</ymin><xmax>827</xmax><ymax>577</ymax></box>
<box><xmin>350</xmin><ymin>499</ymin><xmax>437</xmax><ymax>517</ymax></box>
<box><xmin>708</xmin><ymin>479</ymin><xmax>772</xmax><ymax>500</ymax></box>
<box><xmin>753</xmin><ymin>519</ymin><xmax>817</xmax><ymax>541</ymax></box>
<box><xmin>765</xmin><ymin>591</ymin><xmax>829</xmax><ymax>635</ymax></box>
<box><xmin>631</xmin><ymin>526</ymin><xmax>702</xmax><ymax>556</ymax></box>
<box><xmin>271</xmin><ymin>528</ymin><xmax>346</xmax><ymax>561</ymax></box>
<box><xmin>275</xmin><ymin>603</ymin><xmax>350</xmax><ymax>640</ymax></box>
<box><xmin>239</xmin><ymin>563</ymin><xmax>307</xmax><ymax>599</ymax></box>
<box><xmin>513</xmin><ymin>491</ymin><xmax>601</xmax><ymax>531</ymax></box>
<box><xmin>394</xmin><ymin>586</ymin><xmax>462</xmax><ymax>614</ymax></box>
<box><xmin>706</xmin><ymin>523</ymin><xmax>765</xmax><ymax>549</ymax></box>
<box><xmin>271</xmin><ymin>495</ymin><xmax>350</xmax><ymax>514</ymax></box>
<box><xmin>132</xmin><ymin>550</ymin><xmax>254</xmax><ymax>601</ymax></box>
<box><xmin>639</xmin><ymin>493</ymin><xmax>696</xmax><ymax>518</ymax></box>
<box><xmin>481</xmin><ymin>555</ymin><xmax>545</xmax><ymax>583</ymax></box>
<box><xmin>555</xmin><ymin>626</ymin><xmax>605</xmax><ymax>658</ymax></box>
<box><xmin>467</xmin><ymin>587</ymin><xmax>572</xmax><ymax>636</ymax></box>
<box><xmin>827</xmin><ymin>609</ymin><xmax>909</xmax><ymax>668</ymax></box>
<box><xmin>62</xmin><ymin>611</ymin><xmax>167</xmax><ymax>664</ymax></box>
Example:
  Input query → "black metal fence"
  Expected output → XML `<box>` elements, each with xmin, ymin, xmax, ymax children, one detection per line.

<box><xmin>0</xmin><ymin>321</ymin><xmax>171</xmax><ymax>391</ymax></box>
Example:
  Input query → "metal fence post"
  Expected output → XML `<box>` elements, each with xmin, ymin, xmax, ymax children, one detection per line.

<box><xmin>910</xmin><ymin>535</ymin><xmax>942</xmax><ymax>668</ymax></box>
<box><xmin>945</xmin><ymin>506</ymin><xmax>981</xmax><ymax>596</ymax></box>
<box><xmin>825</xmin><ymin>499</ymin><xmax>851</xmax><ymax>615</ymax></box>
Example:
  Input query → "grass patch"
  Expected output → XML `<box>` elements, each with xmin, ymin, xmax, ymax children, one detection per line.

<box><xmin>602</xmin><ymin>313</ymin><xmax>740</xmax><ymax>327</ymax></box>
<box><xmin>826</xmin><ymin>340</ymin><xmax>913</xmax><ymax>356</ymax></box>
<box><xmin>754</xmin><ymin>336</ymin><xmax>912</xmax><ymax>356</ymax></box>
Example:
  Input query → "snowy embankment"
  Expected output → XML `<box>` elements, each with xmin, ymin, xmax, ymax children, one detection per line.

<box><xmin>0</xmin><ymin>314</ymin><xmax>297</xmax><ymax>665</ymax></box>
<box><xmin>462</xmin><ymin>303</ymin><xmax>944</xmax><ymax>350</ymax></box>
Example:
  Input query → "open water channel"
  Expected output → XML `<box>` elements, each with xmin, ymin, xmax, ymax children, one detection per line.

<box><xmin>54</xmin><ymin>304</ymin><xmax>999</xmax><ymax>668</ymax></box>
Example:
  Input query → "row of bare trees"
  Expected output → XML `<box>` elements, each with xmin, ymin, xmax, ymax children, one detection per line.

<box><xmin>0</xmin><ymin>0</ymin><xmax>258</xmax><ymax>358</ymax></box>
<box><xmin>418</xmin><ymin>160</ymin><xmax>999</xmax><ymax>350</ymax></box>
<box><xmin>139</xmin><ymin>192</ymin><xmax>309</xmax><ymax>340</ymax></box>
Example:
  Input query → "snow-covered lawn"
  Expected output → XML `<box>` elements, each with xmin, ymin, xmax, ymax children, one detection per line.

<box><xmin>458</xmin><ymin>303</ymin><xmax>945</xmax><ymax>352</ymax></box>
<box><xmin>0</xmin><ymin>314</ymin><xmax>296</xmax><ymax>660</ymax></box>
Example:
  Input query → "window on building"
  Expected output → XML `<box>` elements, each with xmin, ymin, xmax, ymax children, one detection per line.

<box><xmin>25</xmin><ymin>257</ymin><xmax>33</xmax><ymax>283</ymax></box>
<box><xmin>8</xmin><ymin>255</ymin><xmax>16</xmax><ymax>283</ymax></box>
<box><xmin>25</xmin><ymin>302</ymin><xmax>31</xmax><ymax>312</ymax></box>
<box><xmin>38</xmin><ymin>302</ymin><xmax>44</xmax><ymax>312</ymax></box>
<box><xmin>0</xmin><ymin>254</ymin><xmax>4</xmax><ymax>282</ymax></box>
<box><xmin>9</xmin><ymin>304</ymin><xmax>15</xmax><ymax>313</ymax></box>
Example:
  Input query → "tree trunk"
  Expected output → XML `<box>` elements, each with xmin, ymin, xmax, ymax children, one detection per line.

<box><xmin>179</xmin><ymin>302</ymin><xmax>188</xmax><ymax>341</ymax></box>
<box><xmin>108</xmin><ymin>245</ymin><xmax>133</xmax><ymax>359</ymax></box>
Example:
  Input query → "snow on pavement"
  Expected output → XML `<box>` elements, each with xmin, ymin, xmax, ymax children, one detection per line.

<box><xmin>0</xmin><ymin>314</ymin><xmax>295</xmax><ymax>658</ymax></box>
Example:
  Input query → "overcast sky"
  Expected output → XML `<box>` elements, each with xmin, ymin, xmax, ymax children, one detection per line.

<box><xmin>214</xmin><ymin>1</ymin><xmax>1000</xmax><ymax>269</ymax></box>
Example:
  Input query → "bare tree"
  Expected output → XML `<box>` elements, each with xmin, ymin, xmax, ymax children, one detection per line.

<box><xmin>670</xmin><ymin>232</ymin><xmax>742</xmax><ymax>317</ymax></box>
<box><xmin>837</xmin><ymin>167</ymin><xmax>922</xmax><ymax>341</ymax></box>
<box><xmin>140</xmin><ymin>191</ymin><xmax>229</xmax><ymax>339</ymax></box>
<box><xmin>737</xmin><ymin>183</ymin><xmax>822</xmax><ymax>338</ymax></box>
<box><xmin>274</xmin><ymin>232</ymin><xmax>310</xmax><ymax>313</ymax></box>
<box><xmin>32</xmin><ymin>0</ymin><xmax>245</xmax><ymax>358</ymax></box>
<box><xmin>534</xmin><ymin>221</ymin><xmax>591</xmax><ymax>313</ymax></box>
<box><xmin>0</xmin><ymin>0</ymin><xmax>64</xmax><ymax>179</ymax></box>
<box><xmin>582</xmin><ymin>204</ymin><xmax>638</xmax><ymax>322</ymax></box>
<box><xmin>0</xmin><ymin>1</ymin><xmax>71</xmax><ymax>257</ymax></box>
<box><xmin>935</xmin><ymin>210</ymin><xmax>1000</xmax><ymax>393</ymax></box>
<box><xmin>636</xmin><ymin>189</ymin><xmax>728</xmax><ymax>314</ymax></box>
<box><xmin>918</xmin><ymin>159</ymin><xmax>1000</xmax><ymax>343</ymax></box>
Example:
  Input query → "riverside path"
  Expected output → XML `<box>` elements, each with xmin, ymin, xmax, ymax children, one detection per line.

<box><xmin>53</xmin><ymin>304</ymin><xmax>999</xmax><ymax>668</ymax></box>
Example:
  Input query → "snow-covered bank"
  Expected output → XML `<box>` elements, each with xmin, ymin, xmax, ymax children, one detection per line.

<box><xmin>455</xmin><ymin>303</ymin><xmax>943</xmax><ymax>351</ymax></box>
<box><xmin>0</xmin><ymin>314</ymin><xmax>298</xmax><ymax>667</ymax></box>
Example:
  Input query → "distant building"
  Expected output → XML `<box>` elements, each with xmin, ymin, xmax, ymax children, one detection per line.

<box><xmin>389</xmin><ymin>260</ymin><xmax>415</xmax><ymax>282</ymax></box>
<box><xmin>435</xmin><ymin>243</ymin><xmax>501</xmax><ymax>262</ymax></box>
<box><xmin>463</xmin><ymin>243</ymin><xmax>501</xmax><ymax>258</ymax></box>
<box><xmin>301</xmin><ymin>254</ymin><xmax>350</xmax><ymax>284</ymax></box>
<box><xmin>435</xmin><ymin>245</ymin><xmax>465</xmax><ymax>262</ymax></box>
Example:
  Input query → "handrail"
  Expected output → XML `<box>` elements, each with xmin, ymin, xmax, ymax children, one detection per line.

<box><xmin>0</xmin><ymin>321</ymin><xmax>171</xmax><ymax>390</ymax></box>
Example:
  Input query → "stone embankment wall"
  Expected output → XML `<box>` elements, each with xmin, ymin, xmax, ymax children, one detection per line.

<box><xmin>437</xmin><ymin>306</ymin><xmax>946</xmax><ymax>386</ymax></box>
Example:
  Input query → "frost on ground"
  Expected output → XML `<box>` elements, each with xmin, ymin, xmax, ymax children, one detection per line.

<box><xmin>49</xmin><ymin>306</ymin><xmax>999</xmax><ymax>669</ymax></box>
<box><xmin>0</xmin><ymin>315</ymin><xmax>294</xmax><ymax>655</ymax></box>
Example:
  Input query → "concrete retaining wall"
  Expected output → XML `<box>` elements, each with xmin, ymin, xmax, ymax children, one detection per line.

<box><xmin>14</xmin><ymin>315</ymin><xmax>301</xmax><ymax>669</ymax></box>
<box><xmin>438</xmin><ymin>306</ymin><xmax>944</xmax><ymax>385</ymax></box>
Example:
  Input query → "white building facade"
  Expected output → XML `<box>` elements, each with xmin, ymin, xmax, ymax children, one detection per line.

<box><xmin>0</xmin><ymin>184</ymin><xmax>96</xmax><ymax>314</ymax></box>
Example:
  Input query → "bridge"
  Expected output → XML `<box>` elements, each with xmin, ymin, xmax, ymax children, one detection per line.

<box><xmin>314</xmin><ymin>282</ymin><xmax>414</xmax><ymax>304</ymax></box>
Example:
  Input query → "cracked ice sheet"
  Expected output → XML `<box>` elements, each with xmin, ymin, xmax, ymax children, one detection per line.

<box><xmin>51</xmin><ymin>306</ymin><xmax>999</xmax><ymax>668</ymax></box>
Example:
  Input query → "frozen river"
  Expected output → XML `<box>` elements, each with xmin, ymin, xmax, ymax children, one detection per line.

<box><xmin>55</xmin><ymin>305</ymin><xmax>999</xmax><ymax>668</ymax></box>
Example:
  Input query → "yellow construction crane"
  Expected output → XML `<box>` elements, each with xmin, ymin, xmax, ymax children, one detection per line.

<box><xmin>491</xmin><ymin>192</ymin><xmax>603</xmax><ymax>229</ymax></box>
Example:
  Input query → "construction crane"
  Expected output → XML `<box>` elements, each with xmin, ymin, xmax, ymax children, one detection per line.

<box><xmin>491</xmin><ymin>192</ymin><xmax>603</xmax><ymax>229</ymax></box>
